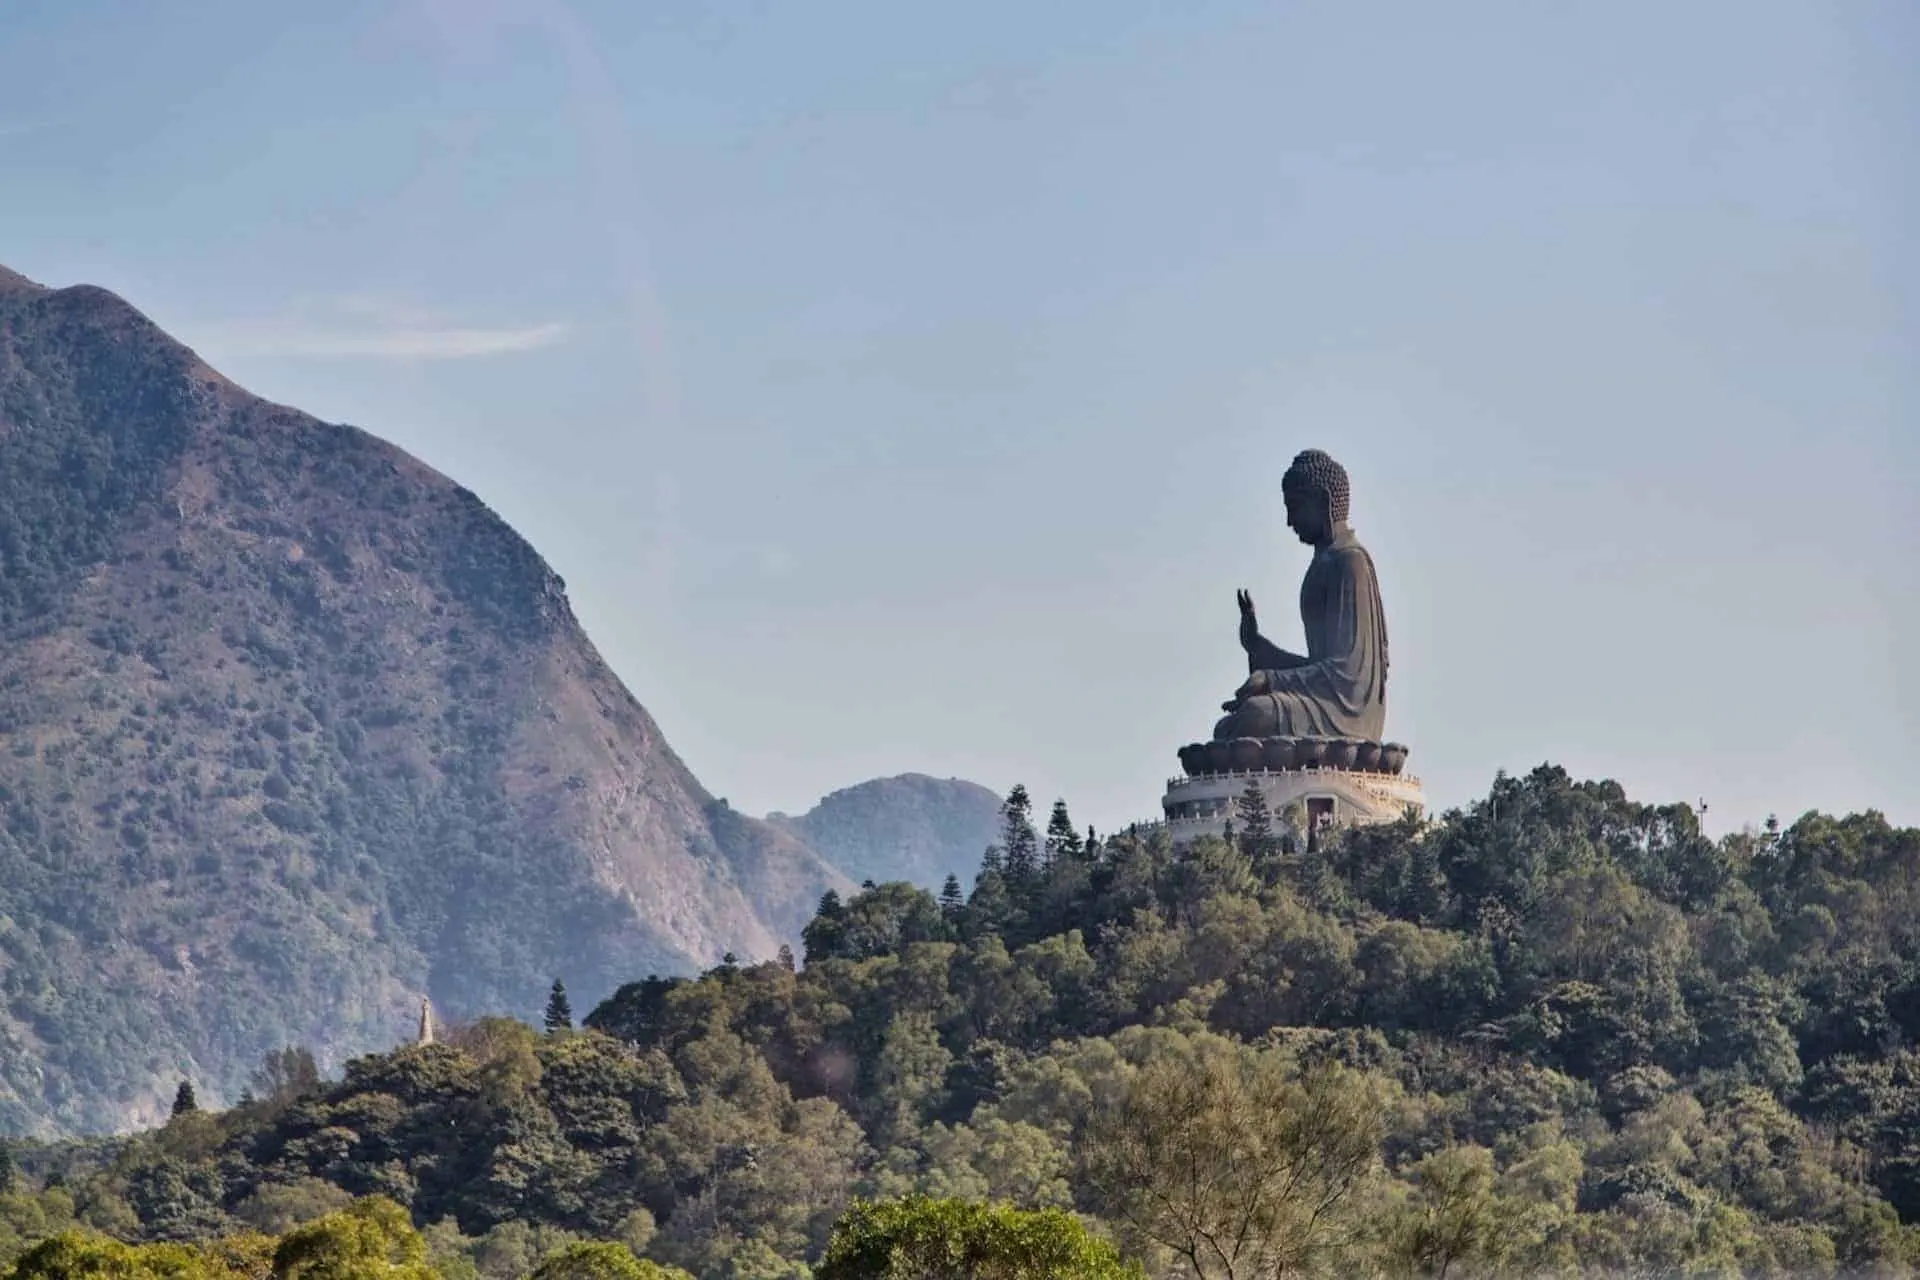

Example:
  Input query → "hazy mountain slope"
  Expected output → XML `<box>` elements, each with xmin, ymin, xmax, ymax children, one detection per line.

<box><xmin>0</xmin><ymin>264</ymin><xmax>850</xmax><ymax>1135</ymax></box>
<box><xmin>768</xmin><ymin>774</ymin><xmax>1002</xmax><ymax>890</ymax></box>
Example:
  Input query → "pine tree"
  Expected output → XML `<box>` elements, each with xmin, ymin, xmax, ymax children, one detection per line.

<box><xmin>1404</xmin><ymin>835</ymin><xmax>1444</xmax><ymax>922</ymax></box>
<box><xmin>171</xmin><ymin>1079</ymin><xmax>197</xmax><ymax>1118</ymax></box>
<box><xmin>803</xmin><ymin>890</ymin><xmax>850</xmax><ymax>963</ymax></box>
<box><xmin>777</xmin><ymin>943</ymin><xmax>797</xmax><ymax>973</ymax></box>
<box><xmin>1236</xmin><ymin>779</ymin><xmax>1279</xmax><ymax>873</ymax></box>
<box><xmin>544</xmin><ymin>979</ymin><xmax>574</xmax><ymax>1033</ymax></box>
<box><xmin>939</xmin><ymin>874</ymin><xmax>965</xmax><ymax>919</ymax></box>
<box><xmin>998</xmin><ymin>785</ymin><xmax>1040</xmax><ymax>887</ymax></box>
<box><xmin>1043</xmin><ymin>799</ymin><xmax>1083</xmax><ymax>867</ymax></box>
<box><xmin>965</xmin><ymin>868</ymin><xmax>1014</xmax><ymax>940</ymax></box>
<box><xmin>0</xmin><ymin>1140</ymin><xmax>14</xmax><ymax>1193</ymax></box>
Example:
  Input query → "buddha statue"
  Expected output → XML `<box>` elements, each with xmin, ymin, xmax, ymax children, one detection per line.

<box><xmin>1212</xmin><ymin>449</ymin><xmax>1389</xmax><ymax>743</ymax></box>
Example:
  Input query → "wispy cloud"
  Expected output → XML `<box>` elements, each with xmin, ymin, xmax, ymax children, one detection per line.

<box><xmin>193</xmin><ymin>294</ymin><xmax>570</xmax><ymax>362</ymax></box>
<box><xmin>219</xmin><ymin>321</ymin><xmax>568</xmax><ymax>360</ymax></box>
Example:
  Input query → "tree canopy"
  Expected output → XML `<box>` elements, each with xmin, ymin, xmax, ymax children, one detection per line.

<box><xmin>4</xmin><ymin>766</ymin><xmax>1920</xmax><ymax>1276</ymax></box>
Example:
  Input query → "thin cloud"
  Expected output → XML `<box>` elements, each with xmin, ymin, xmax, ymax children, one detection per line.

<box><xmin>222</xmin><ymin>321</ymin><xmax>568</xmax><ymax>360</ymax></box>
<box><xmin>193</xmin><ymin>295</ymin><xmax>570</xmax><ymax>361</ymax></box>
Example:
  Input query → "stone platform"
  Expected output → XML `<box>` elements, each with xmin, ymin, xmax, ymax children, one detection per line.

<box><xmin>1162</xmin><ymin>737</ymin><xmax>1426</xmax><ymax>846</ymax></box>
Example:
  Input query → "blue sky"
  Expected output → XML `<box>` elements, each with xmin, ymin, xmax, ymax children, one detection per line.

<box><xmin>2</xmin><ymin>0</ymin><xmax>1914</xmax><ymax>836</ymax></box>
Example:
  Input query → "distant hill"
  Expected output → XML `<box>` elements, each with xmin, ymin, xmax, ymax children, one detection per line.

<box><xmin>0</xmin><ymin>264</ymin><xmax>852</xmax><ymax>1135</ymax></box>
<box><xmin>768</xmin><ymin>773</ymin><xmax>1003</xmax><ymax>891</ymax></box>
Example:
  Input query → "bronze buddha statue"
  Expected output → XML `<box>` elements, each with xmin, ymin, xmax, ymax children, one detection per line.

<box><xmin>1212</xmin><ymin>449</ymin><xmax>1388</xmax><ymax>745</ymax></box>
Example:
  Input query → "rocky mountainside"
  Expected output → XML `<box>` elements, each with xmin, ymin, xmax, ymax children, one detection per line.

<box><xmin>767</xmin><ymin>774</ymin><xmax>1002</xmax><ymax>890</ymax></box>
<box><xmin>0</xmin><ymin>264</ymin><xmax>853</xmax><ymax>1135</ymax></box>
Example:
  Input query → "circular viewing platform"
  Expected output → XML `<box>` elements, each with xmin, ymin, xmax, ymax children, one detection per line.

<box><xmin>1163</xmin><ymin>737</ymin><xmax>1426</xmax><ymax>846</ymax></box>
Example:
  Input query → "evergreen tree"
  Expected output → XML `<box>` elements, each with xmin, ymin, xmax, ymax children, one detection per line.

<box><xmin>998</xmin><ymin>785</ymin><xmax>1040</xmax><ymax>887</ymax></box>
<box><xmin>0</xmin><ymin>1139</ymin><xmax>14</xmax><ymax>1193</ymax></box>
<box><xmin>963</xmin><ymin>869</ymin><xmax>1015</xmax><ymax>941</ymax></box>
<box><xmin>1043</xmin><ymin>799</ymin><xmax>1084</xmax><ymax>867</ymax></box>
<box><xmin>544</xmin><ymin>980</ymin><xmax>574</xmax><ymax>1033</ymax></box>
<box><xmin>1403</xmin><ymin>834</ymin><xmax>1444</xmax><ymax>922</ymax></box>
<box><xmin>803</xmin><ymin>890</ymin><xmax>850</xmax><ymax>963</ymax></box>
<box><xmin>171</xmin><ymin>1079</ymin><xmax>197</xmax><ymax>1118</ymax></box>
<box><xmin>777</xmin><ymin>943</ymin><xmax>797</xmax><ymax>973</ymax></box>
<box><xmin>1236</xmin><ymin>780</ymin><xmax>1279</xmax><ymax>873</ymax></box>
<box><xmin>939</xmin><ymin>874</ymin><xmax>965</xmax><ymax>920</ymax></box>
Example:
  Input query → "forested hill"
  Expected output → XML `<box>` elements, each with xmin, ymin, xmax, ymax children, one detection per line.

<box><xmin>8</xmin><ymin>765</ymin><xmax>1920</xmax><ymax>1277</ymax></box>
<box><xmin>0</xmin><ymin>264</ymin><xmax>852</xmax><ymax>1136</ymax></box>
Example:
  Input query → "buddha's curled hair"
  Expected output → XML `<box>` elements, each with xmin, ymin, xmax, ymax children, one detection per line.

<box><xmin>1282</xmin><ymin>448</ymin><xmax>1351</xmax><ymax>524</ymax></box>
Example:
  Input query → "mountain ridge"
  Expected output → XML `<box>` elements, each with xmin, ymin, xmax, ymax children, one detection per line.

<box><xmin>0</xmin><ymin>264</ymin><xmax>859</xmax><ymax>1134</ymax></box>
<box><xmin>766</xmin><ymin>772</ymin><xmax>1003</xmax><ymax>891</ymax></box>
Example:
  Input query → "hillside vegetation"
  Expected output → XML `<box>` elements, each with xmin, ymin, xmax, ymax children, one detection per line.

<box><xmin>0</xmin><ymin>265</ymin><xmax>851</xmax><ymax>1136</ymax></box>
<box><xmin>4</xmin><ymin>765</ymin><xmax>1919</xmax><ymax>1277</ymax></box>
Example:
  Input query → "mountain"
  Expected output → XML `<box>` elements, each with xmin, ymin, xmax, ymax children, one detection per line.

<box><xmin>0</xmin><ymin>264</ymin><xmax>852</xmax><ymax>1136</ymax></box>
<box><xmin>767</xmin><ymin>774</ymin><xmax>1003</xmax><ymax>891</ymax></box>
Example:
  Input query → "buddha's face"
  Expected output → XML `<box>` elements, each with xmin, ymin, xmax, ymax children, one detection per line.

<box><xmin>1283</xmin><ymin>485</ymin><xmax>1331</xmax><ymax>546</ymax></box>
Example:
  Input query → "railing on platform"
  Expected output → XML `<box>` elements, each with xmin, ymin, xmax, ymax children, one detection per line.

<box><xmin>1165</xmin><ymin>767</ymin><xmax>1423</xmax><ymax>789</ymax></box>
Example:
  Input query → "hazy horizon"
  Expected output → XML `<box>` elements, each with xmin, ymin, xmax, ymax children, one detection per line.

<box><xmin>2</xmin><ymin>0</ymin><xmax>1913</xmax><ymax>838</ymax></box>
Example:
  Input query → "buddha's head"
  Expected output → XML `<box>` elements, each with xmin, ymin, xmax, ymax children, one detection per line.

<box><xmin>1281</xmin><ymin>449</ymin><xmax>1350</xmax><ymax>546</ymax></box>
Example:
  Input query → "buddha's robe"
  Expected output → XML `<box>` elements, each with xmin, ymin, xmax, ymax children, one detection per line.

<box><xmin>1214</xmin><ymin>527</ymin><xmax>1389</xmax><ymax>742</ymax></box>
